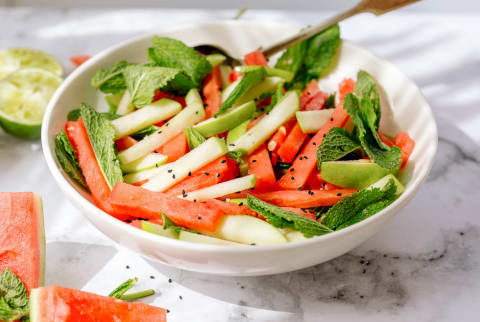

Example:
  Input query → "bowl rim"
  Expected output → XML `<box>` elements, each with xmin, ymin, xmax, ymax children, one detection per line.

<box><xmin>41</xmin><ymin>19</ymin><xmax>438</xmax><ymax>254</ymax></box>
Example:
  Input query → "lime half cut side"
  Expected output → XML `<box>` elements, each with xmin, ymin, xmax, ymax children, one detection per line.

<box><xmin>0</xmin><ymin>68</ymin><xmax>62</xmax><ymax>139</ymax></box>
<box><xmin>0</xmin><ymin>48</ymin><xmax>64</xmax><ymax>80</ymax></box>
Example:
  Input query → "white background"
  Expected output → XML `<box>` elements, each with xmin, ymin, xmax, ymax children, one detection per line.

<box><xmin>0</xmin><ymin>0</ymin><xmax>479</xmax><ymax>13</ymax></box>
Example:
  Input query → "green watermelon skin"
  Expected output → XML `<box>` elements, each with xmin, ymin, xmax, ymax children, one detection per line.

<box><xmin>30</xmin><ymin>285</ymin><xmax>167</xmax><ymax>322</ymax></box>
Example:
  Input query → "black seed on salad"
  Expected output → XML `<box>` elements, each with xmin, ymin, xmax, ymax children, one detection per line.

<box><xmin>299</xmin><ymin>156</ymin><xmax>303</xmax><ymax>160</ymax></box>
<box><xmin>221</xmin><ymin>159</ymin><xmax>227</xmax><ymax>163</ymax></box>
<box><xmin>291</xmin><ymin>176</ymin><xmax>295</xmax><ymax>180</ymax></box>
<box><xmin>150</xmin><ymin>275</ymin><xmax>155</xmax><ymax>279</ymax></box>
<box><xmin>126</xmin><ymin>265</ymin><xmax>130</xmax><ymax>269</ymax></box>
<box><xmin>252</xmin><ymin>159</ymin><xmax>257</xmax><ymax>163</ymax></box>
<box><xmin>188</xmin><ymin>171</ymin><xmax>192</xmax><ymax>176</ymax></box>
<box><xmin>304</xmin><ymin>156</ymin><xmax>308</xmax><ymax>159</ymax></box>
<box><xmin>312</xmin><ymin>142</ymin><xmax>317</xmax><ymax>146</ymax></box>
<box><xmin>172</xmin><ymin>174</ymin><xmax>176</xmax><ymax>179</ymax></box>
<box><xmin>168</xmin><ymin>278</ymin><xmax>172</xmax><ymax>283</ymax></box>
<box><xmin>290</xmin><ymin>168</ymin><xmax>294</xmax><ymax>172</ymax></box>
<box><xmin>197</xmin><ymin>216</ymin><xmax>202</xmax><ymax>220</ymax></box>
<box><xmin>179</xmin><ymin>295</ymin><xmax>183</xmax><ymax>300</ymax></box>
<box><xmin>239</xmin><ymin>202</ymin><xmax>243</xmax><ymax>206</ymax></box>
<box><xmin>216</xmin><ymin>173</ymin><xmax>220</xmax><ymax>178</ymax></box>
<box><xmin>337</xmin><ymin>193</ymin><xmax>342</xmax><ymax>196</ymax></box>
<box><xmin>204</xmin><ymin>172</ymin><xmax>209</xmax><ymax>176</ymax></box>
<box><xmin>297</xmin><ymin>187</ymin><xmax>302</xmax><ymax>191</ymax></box>
<box><xmin>330</xmin><ymin>117</ymin><xmax>334</xmax><ymax>121</ymax></box>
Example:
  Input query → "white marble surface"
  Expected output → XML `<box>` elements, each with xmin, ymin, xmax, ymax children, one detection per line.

<box><xmin>1</xmin><ymin>7</ymin><xmax>480</xmax><ymax>321</ymax></box>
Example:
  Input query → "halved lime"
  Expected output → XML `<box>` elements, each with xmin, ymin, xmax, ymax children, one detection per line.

<box><xmin>0</xmin><ymin>68</ymin><xmax>62</xmax><ymax>139</ymax></box>
<box><xmin>0</xmin><ymin>48</ymin><xmax>63</xmax><ymax>80</ymax></box>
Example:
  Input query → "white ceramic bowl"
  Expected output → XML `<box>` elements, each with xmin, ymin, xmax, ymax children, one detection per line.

<box><xmin>42</xmin><ymin>21</ymin><xmax>437</xmax><ymax>276</ymax></box>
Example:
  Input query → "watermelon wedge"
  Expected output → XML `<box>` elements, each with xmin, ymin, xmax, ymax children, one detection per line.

<box><xmin>0</xmin><ymin>192</ymin><xmax>45</xmax><ymax>293</ymax></box>
<box><xmin>30</xmin><ymin>285</ymin><xmax>166</xmax><ymax>322</ymax></box>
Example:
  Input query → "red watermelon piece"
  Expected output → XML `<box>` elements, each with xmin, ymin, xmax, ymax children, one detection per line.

<box><xmin>0</xmin><ymin>192</ymin><xmax>45</xmax><ymax>293</ymax></box>
<box><xmin>30</xmin><ymin>285</ymin><xmax>166</xmax><ymax>322</ymax></box>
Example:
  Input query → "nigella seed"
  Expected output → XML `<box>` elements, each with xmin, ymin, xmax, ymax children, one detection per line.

<box><xmin>179</xmin><ymin>295</ymin><xmax>183</xmax><ymax>300</ymax></box>
<box><xmin>216</xmin><ymin>173</ymin><xmax>220</xmax><ymax>178</ymax></box>
<box><xmin>150</xmin><ymin>275</ymin><xmax>155</xmax><ymax>279</ymax></box>
<box><xmin>221</xmin><ymin>159</ymin><xmax>227</xmax><ymax>163</ymax></box>
<box><xmin>299</xmin><ymin>156</ymin><xmax>303</xmax><ymax>160</ymax></box>
<box><xmin>167</xmin><ymin>309</ymin><xmax>170</xmax><ymax>313</ymax></box>
<box><xmin>304</xmin><ymin>156</ymin><xmax>308</xmax><ymax>159</ymax></box>
<box><xmin>323</xmin><ymin>134</ymin><xmax>326</xmax><ymax>138</ymax></box>
<box><xmin>197</xmin><ymin>216</ymin><xmax>202</xmax><ymax>220</ymax></box>
<box><xmin>168</xmin><ymin>278</ymin><xmax>172</xmax><ymax>283</ymax></box>
<box><xmin>182</xmin><ymin>189</ymin><xmax>185</xmax><ymax>195</ymax></box>
<box><xmin>188</xmin><ymin>171</ymin><xmax>192</xmax><ymax>176</ymax></box>
<box><xmin>166</xmin><ymin>123</ymin><xmax>169</xmax><ymax>127</ymax></box>
<box><xmin>290</xmin><ymin>168</ymin><xmax>295</xmax><ymax>172</ymax></box>
<box><xmin>195</xmin><ymin>111</ymin><xmax>199</xmax><ymax>114</ymax></box>
<box><xmin>193</xmin><ymin>199</ymin><xmax>197</xmax><ymax>202</ymax></box>
<box><xmin>330</xmin><ymin>117</ymin><xmax>334</xmax><ymax>121</ymax></box>
<box><xmin>204</xmin><ymin>172</ymin><xmax>209</xmax><ymax>176</ymax></box>
<box><xmin>172</xmin><ymin>174</ymin><xmax>176</xmax><ymax>179</ymax></box>
<box><xmin>168</xmin><ymin>169</ymin><xmax>173</xmax><ymax>173</ymax></box>
<box><xmin>126</xmin><ymin>265</ymin><xmax>130</xmax><ymax>269</ymax></box>
<box><xmin>252</xmin><ymin>160</ymin><xmax>257</xmax><ymax>163</ymax></box>
<box><xmin>312</xmin><ymin>142</ymin><xmax>317</xmax><ymax>146</ymax></box>
<box><xmin>337</xmin><ymin>193</ymin><xmax>342</xmax><ymax>196</ymax></box>
<box><xmin>291</xmin><ymin>176</ymin><xmax>295</xmax><ymax>180</ymax></box>
<box><xmin>297</xmin><ymin>187</ymin><xmax>302</xmax><ymax>191</ymax></box>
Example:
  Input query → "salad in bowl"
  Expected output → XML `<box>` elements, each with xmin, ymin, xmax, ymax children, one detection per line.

<box><xmin>54</xmin><ymin>24</ymin><xmax>415</xmax><ymax>247</ymax></box>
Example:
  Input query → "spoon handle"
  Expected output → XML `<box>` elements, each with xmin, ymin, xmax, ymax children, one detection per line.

<box><xmin>260</xmin><ymin>0</ymin><xmax>420</xmax><ymax>58</ymax></box>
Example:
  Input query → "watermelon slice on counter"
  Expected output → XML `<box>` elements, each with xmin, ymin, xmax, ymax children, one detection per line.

<box><xmin>30</xmin><ymin>285</ymin><xmax>167</xmax><ymax>322</ymax></box>
<box><xmin>0</xmin><ymin>192</ymin><xmax>45</xmax><ymax>293</ymax></box>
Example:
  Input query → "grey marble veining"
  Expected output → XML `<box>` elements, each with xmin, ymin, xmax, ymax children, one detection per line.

<box><xmin>1</xmin><ymin>8</ymin><xmax>480</xmax><ymax>322</ymax></box>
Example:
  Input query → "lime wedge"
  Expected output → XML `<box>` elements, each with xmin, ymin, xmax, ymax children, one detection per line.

<box><xmin>0</xmin><ymin>48</ymin><xmax>63</xmax><ymax>79</ymax></box>
<box><xmin>0</xmin><ymin>68</ymin><xmax>62</xmax><ymax>139</ymax></box>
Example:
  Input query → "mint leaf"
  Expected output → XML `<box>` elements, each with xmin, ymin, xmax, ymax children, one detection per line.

<box><xmin>246</xmin><ymin>195</ymin><xmax>332</xmax><ymax>238</ymax></box>
<box><xmin>322</xmin><ymin>179</ymin><xmax>396</xmax><ymax>230</ymax></box>
<box><xmin>130</xmin><ymin>125</ymin><xmax>159</xmax><ymax>140</ymax></box>
<box><xmin>226</xmin><ymin>151</ymin><xmax>244</xmax><ymax>164</ymax></box>
<box><xmin>55</xmin><ymin>130</ymin><xmax>88</xmax><ymax>190</ymax></box>
<box><xmin>123</xmin><ymin>65</ymin><xmax>195</xmax><ymax>107</ymax></box>
<box><xmin>184</xmin><ymin>127</ymin><xmax>206</xmax><ymax>150</ymax></box>
<box><xmin>275</xmin><ymin>41</ymin><xmax>309</xmax><ymax>76</ymax></box>
<box><xmin>316</xmin><ymin>127</ymin><xmax>361</xmax><ymax>167</ymax></box>
<box><xmin>80</xmin><ymin>103</ymin><xmax>123</xmax><ymax>189</ymax></box>
<box><xmin>91</xmin><ymin>60</ymin><xmax>132</xmax><ymax>94</ymax></box>
<box><xmin>303</xmin><ymin>24</ymin><xmax>341</xmax><ymax>81</ymax></box>
<box><xmin>324</xmin><ymin>93</ymin><xmax>336</xmax><ymax>109</ymax></box>
<box><xmin>148</xmin><ymin>36</ymin><xmax>212</xmax><ymax>87</ymax></box>
<box><xmin>355</xmin><ymin>70</ymin><xmax>381</xmax><ymax>121</ymax></box>
<box><xmin>109</xmin><ymin>277</ymin><xmax>138</xmax><ymax>299</ymax></box>
<box><xmin>0</xmin><ymin>269</ymin><xmax>29</xmax><ymax>322</ymax></box>
<box><xmin>216</xmin><ymin>67</ymin><xmax>266</xmax><ymax>115</ymax></box>
<box><xmin>343</xmin><ymin>94</ymin><xmax>402</xmax><ymax>170</ymax></box>
<box><xmin>67</xmin><ymin>109</ymin><xmax>81</xmax><ymax>121</ymax></box>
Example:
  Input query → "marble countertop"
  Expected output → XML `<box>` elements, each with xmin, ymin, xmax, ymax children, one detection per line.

<box><xmin>1</xmin><ymin>7</ymin><xmax>480</xmax><ymax>322</ymax></box>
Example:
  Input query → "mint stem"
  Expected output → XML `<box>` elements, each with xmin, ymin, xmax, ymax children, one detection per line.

<box><xmin>120</xmin><ymin>289</ymin><xmax>155</xmax><ymax>301</ymax></box>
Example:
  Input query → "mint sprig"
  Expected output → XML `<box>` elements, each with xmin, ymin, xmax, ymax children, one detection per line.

<box><xmin>80</xmin><ymin>103</ymin><xmax>124</xmax><ymax>189</ymax></box>
<box><xmin>55</xmin><ymin>130</ymin><xmax>88</xmax><ymax>190</ymax></box>
<box><xmin>109</xmin><ymin>277</ymin><xmax>155</xmax><ymax>302</ymax></box>
<box><xmin>148</xmin><ymin>36</ymin><xmax>212</xmax><ymax>88</ymax></box>
<box><xmin>123</xmin><ymin>65</ymin><xmax>195</xmax><ymax>107</ymax></box>
<box><xmin>0</xmin><ymin>269</ymin><xmax>30</xmax><ymax>322</ymax></box>
<box><xmin>90</xmin><ymin>60</ymin><xmax>132</xmax><ymax>94</ymax></box>
<box><xmin>321</xmin><ymin>178</ymin><xmax>397</xmax><ymax>230</ymax></box>
<box><xmin>316</xmin><ymin>127</ymin><xmax>361</xmax><ymax>167</ymax></box>
<box><xmin>216</xmin><ymin>67</ymin><xmax>266</xmax><ymax>115</ymax></box>
<box><xmin>246</xmin><ymin>195</ymin><xmax>332</xmax><ymax>238</ymax></box>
